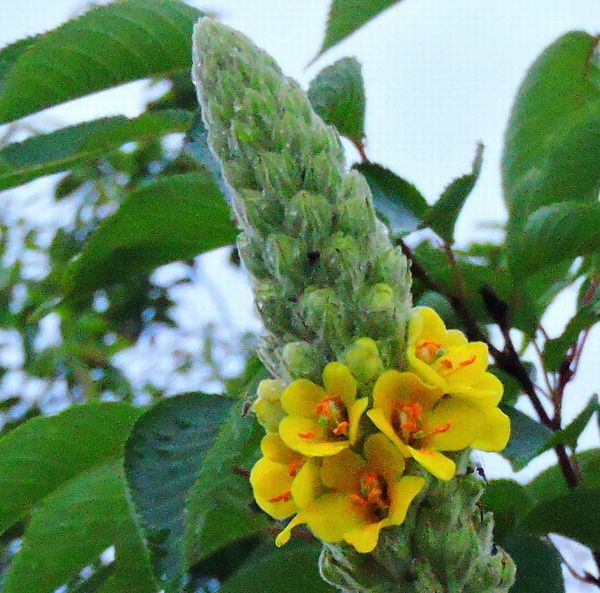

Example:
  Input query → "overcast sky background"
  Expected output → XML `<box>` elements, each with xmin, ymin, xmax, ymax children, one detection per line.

<box><xmin>1</xmin><ymin>1</ymin><xmax>599</xmax><ymax>589</ymax></box>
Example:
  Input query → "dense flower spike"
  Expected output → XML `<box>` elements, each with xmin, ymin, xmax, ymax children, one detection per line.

<box><xmin>279</xmin><ymin>362</ymin><xmax>368</xmax><ymax>456</ymax></box>
<box><xmin>368</xmin><ymin>371</ymin><xmax>510</xmax><ymax>480</ymax></box>
<box><xmin>408</xmin><ymin>307</ymin><xmax>504</xmax><ymax>406</ymax></box>
<box><xmin>277</xmin><ymin>434</ymin><xmax>424</xmax><ymax>553</ymax></box>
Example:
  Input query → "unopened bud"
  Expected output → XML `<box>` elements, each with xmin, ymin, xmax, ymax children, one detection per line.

<box><xmin>281</xmin><ymin>341</ymin><xmax>321</xmax><ymax>380</ymax></box>
<box><xmin>340</xmin><ymin>337</ymin><xmax>383</xmax><ymax>383</ymax></box>
<box><xmin>284</xmin><ymin>191</ymin><xmax>332</xmax><ymax>248</ymax></box>
<box><xmin>253</xmin><ymin>378</ymin><xmax>285</xmax><ymax>433</ymax></box>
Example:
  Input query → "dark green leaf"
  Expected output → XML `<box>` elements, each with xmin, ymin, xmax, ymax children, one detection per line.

<box><xmin>219</xmin><ymin>541</ymin><xmax>333</xmax><ymax>593</ymax></box>
<box><xmin>501</xmin><ymin>534</ymin><xmax>564</xmax><ymax>593</ymax></box>
<box><xmin>125</xmin><ymin>393</ymin><xmax>233</xmax><ymax>593</ymax></box>
<box><xmin>3</xmin><ymin>461</ymin><xmax>156</xmax><ymax>593</ymax></box>
<box><xmin>308</xmin><ymin>57</ymin><xmax>365</xmax><ymax>143</ymax></box>
<box><xmin>315</xmin><ymin>0</ymin><xmax>403</xmax><ymax>60</ymax></box>
<box><xmin>186</xmin><ymin>401</ymin><xmax>268</xmax><ymax>564</ymax></box>
<box><xmin>356</xmin><ymin>162</ymin><xmax>428</xmax><ymax>233</ymax></box>
<box><xmin>503</xmin><ymin>32</ymin><xmax>600</xmax><ymax>274</ymax></box>
<box><xmin>500</xmin><ymin>405</ymin><xmax>553</xmax><ymax>471</ymax></box>
<box><xmin>0</xmin><ymin>110</ymin><xmax>193</xmax><ymax>191</ymax></box>
<box><xmin>489</xmin><ymin>368</ymin><xmax>521</xmax><ymax>406</ymax></box>
<box><xmin>521</xmin><ymin>202</ymin><xmax>600</xmax><ymax>272</ymax></box>
<box><xmin>481</xmin><ymin>480</ymin><xmax>533</xmax><ymax>540</ymax></box>
<box><xmin>424</xmin><ymin>143</ymin><xmax>483</xmax><ymax>243</ymax></box>
<box><xmin>70</xmin><ymin>564</ymin><xmax>116</xmax><ymax>593</ymax></box>
<box><xmin>543</xmin><ymin>396</ymin><xmax>598</xmax><ymax>452</ymax></box>
<box><xmin>522</xmin><ymin>487</ymin><xmax>600</xmax><ymax>549</ymax></box>
<box><xmin>0</xmin><ymin>0</ymin><xmax>202</xmax><ymax>124</ymax></box>
<box><xmin>526</xmin><ymin>449</ymin><xmax>600</xmax><ymax>503</ymax></box>
<box><xmin>0</xmin><ymin>402</ymin><xmax>141</xmax><ymax>534</ymax></box>
<box><xmin>65</xmin><ymin>172</ymin><xmax>236</xmax><ymax>301</ymax></box>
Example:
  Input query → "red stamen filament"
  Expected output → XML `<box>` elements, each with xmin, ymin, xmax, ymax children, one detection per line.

<box><xmin>269</xmin><ymin>490</ymin><xmax>292</xmax><ymax>503</ymax></box>
<box><xmin>287</xmin><ymin>459</ymin><xmax>305</xmax><ymax>477</ymax></box>
<box><xmin>298</xmin><ymin>431</ymin><xmax>315</xmax><ymax>439</ymax></box>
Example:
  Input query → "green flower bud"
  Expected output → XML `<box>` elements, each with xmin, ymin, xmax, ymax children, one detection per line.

<box><xmin>303</xmin><ymin>151</ymin><xmax>343</xmax><ymax>200</ymax></box>
<box><xmin>336</xmin><ymin>171</ymin><xmax>377</xmax><ymax>236</ymax></box>
<box><xmin>281</xmin><ymin>341</ymin><xmax>322</xmax><ymax>380</ymax></box>
<box><xmin>321</xmin><ymin>233</ymin><xmax>366</xmax><ymax>293</ymax></box>
<box><xmin>339</xmin><ymin>338</ymin><xmax>383</xmax><ymax>383</ymax></box>
<box><xmin>237</xmin><ymin>231</ymin><xmax>268</xmax><ymax>279</ymax></box>
<box><xmin>254</xmin><ymin>280</ymin><xmax>293</xmax><ymax>337</ymax></box>
<box><xmin>284</xmin><ymin>191</ymin><xmax>332</xmax><ymax>249</ymax></box>
<box><xmin>253</xmin><ymin>378</ymin><xmax>285</xmax><ymax>433</ymax></box>
<box><xmin>239</xmin><ymin>189</ymin><xmax>283</xmax><ymax>237</ymax></box>
<box><xmin>361</xmin><ymin>283</ymin><xmax>398</xmax><ymax>338</ymax></box>
<box><xmin>263</xmin><ymin>233</ymin><xmax>302</xmax><ymax>286</ymax></box>
<box><xmin>256</xmin><ymin>151</ymin><xmax>301</xmax><ymax>200</ymax></box>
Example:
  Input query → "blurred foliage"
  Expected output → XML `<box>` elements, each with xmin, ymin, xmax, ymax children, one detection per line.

<box><xmin>0</xmin><ymin>1</ymin><xmax>598</xmax><ymax>592</ymax></box>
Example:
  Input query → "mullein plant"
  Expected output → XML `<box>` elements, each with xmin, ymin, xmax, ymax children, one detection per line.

<box><xmin>192</xmin><ymin>18</ymin><xmax>516</xmax><ymax>593</ymax></box>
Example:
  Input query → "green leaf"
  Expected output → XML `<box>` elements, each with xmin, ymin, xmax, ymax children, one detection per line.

<box><xmin>0</xmin><ymin>110</ymin><xmax>193</xmax><ymax>191</ymax></box>
<box><xmin>219</xmin><ymin>541</ymin><xmax>333</xmax><ymax>593</ymax></box>
<box><xmin>500</xmin><ymin>405</ymin><xmax>553</xmax><ymax>471</ymax></box>
<box><xmin>0</xmin><ymin>0</ymin><xmax>202</xmax><ymax>124</ymax></box>
<box><xmin>125</xmin><ymin>393</ymin><xmax>233</xmax><ymax>593</ymax></box>
<box><xmin>526</xmin><ymin>449</ymin><xmax>600</xmax><ymax>503</ymax></box>
<box><xmin>503</xmin><ymin>31</ymin><xmax>600</xmax><ymax>272</ymax></box>
<box><xmin>356</xmin><ymin>162</ymin><xmax>428</xmax><ymax>233</ymax></box>
<box><xmin>481</xmin><ymin>480</ymin><xmax>533</xmax><ymax>540</ymax></box>
<box><xmin>315</xmin><ymin>0</ymin><xmax>403</xmax><ymax>60</ymax></box>
<box><xmin>521</xmin><ymin>202</ymin><xmax>600</xmax><ymax>272</ymax></box>
<box><xmin>423</xmin><ymin>143</ymin><xmax>484</xmax><ymax>243</ymax></box>
<box><xmin>0</xmin><ymin>402</ymin><xmax>141</xmax><ymax>535</ymax></box>
<box><xmin>186</xmin><ymin>401</ymin><xmax>268</xmax><ymax>564</ymax></box>
<box><xmin>544</xmin><ymin>301</ymin><xmax>599</xmax><ymax>371</ymax></box>
<box><xmin>522</xmin><ymin>487</ymin><xmax>600</xmax><ymax>549</ymax></box>
<box><xmin>65</xmin><ymin>172</ymin><xmax>236</xmax><ymax>302</ymax></box>
<box><xmin>543</xmin><ymin>396</ymin><xmax>598</xmax><ymax>452</ymax></box>
<box><xmin>489</xmin><ymin>367</ymin><xmax>521</xmax><ymax>406</ymax></box>
<box><xmin>308</xmin><ymin>57</ymin><xmax>365</xmax><ymax>143</ymax></box>
<box><xmin>3</xmin><ymin>461</ymin><xmax>156</xmax><ymax>593</ymax></box>
<box><xmin>70</xmin><ymin>564</ymin><xmax>116</xmax><ymax>593</ymax></box>
<box><xmin>501</xmin><ymin>534</ymin><xmax>564</xmax><ymax>593</ymax></box>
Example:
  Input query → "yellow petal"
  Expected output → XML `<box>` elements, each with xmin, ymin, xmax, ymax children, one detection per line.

<box><xmin>275</xmin><ymin>513</ymin><xmax>305</xmax><ymax>547</ymax></box>
<box><xmin>303</xmin><ymin>493</ymin><xmax>367</xmax><ymax>543</ymax></box>
<box><xmin>409</xmin><ymin>307</ymin><xmax>447</xmax><ymax>344</ymax></box>
<box><xmin>280</xmin><ymin>379</ymin><xmax>327</xmax><ymax>417</ymax></box>
<box><xmin>343</xmin><ymin>522</ymin><xmax>382</xmax><ymax>554</ymax></box>
<box><xmin>472</xmin><ymin>406</ymin><xmax>511</xmax><ymax>451</ymax></box>
<box><xmin>452</xmin><ymin>372</ymin><xmax>504</xmax><ymax>407</ymax></box>
<box><xmin>372</xmin><ymin>370</ymin><xmax>404</xmax><ymax>413</ymax></box>
<box><xmin>349</xmin><ymin>397</ymin><xmax>369</xmax><ymax>445</ymax></box>
<box><xmin>291</xmin><ymin>458</ymin><xmax>322</xmax><ymax>509</ymax></box>
<box><xmin>367</xmin><ymin>409</ymin><xmax>411</xmax><ymax>458</ymax></box>
<box><xmin>320</xmin><ymin>449</ymin><xmax>365</xmax><ymax>492</ymax></box>
<box><xmin>408</xmin><ymin>446</ymin><xmax>456</xmax><ymax>480</ymax></box>
<box><xmin>260</xmin><ymin>433</ymin><xmax>298</xmax><ymax>463</ymax></box>
<box><xmin>279</xmin><ymin>415</ymin><xmax>350</xmax><ymax>457</ymax></box>
<box><xmin>323</xmin><ymin>362</ymin><xmax>357</xmax><ymax>407</ymax></box>
<box><xmin>444</xmin><ymin>329</ymin><xmax>468</xmax><ymax>348</ymax></box>
<box><xmin>250</xmin><ymin>457</ymin><xmax>296</xmax><ymax>520</ymax></box>
<box><xmin>407</xmin><ymin>352</ymin><xmax>446</xmax><ymax>390</ymax></box>
<box><xmin>363</xmin><ymin>433</ymin><xmax>406</xmax><ymax>483</ymax></box>
<box><xmin>386</xmin><ymin>475</ymin><xmax>425</xmax><ymax>525</ymax></box>
<box><xmin>437</xmin><ymin>342</ymin><xmax>489</xmax><ymax>385</ymax></box>
<box><xmin>425</xmin><ymin>397</ymin><xmax>483</xmax><ymax>451</ymax></box>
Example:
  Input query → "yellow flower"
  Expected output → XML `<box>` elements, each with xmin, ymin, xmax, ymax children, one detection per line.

<box><xmin>279</xmin><ymin>362</ymin><xmax>369</xmax><ymax>457</ymax></box>
<box><xmin>408</xmin><ymin>307</ymin><xmax>503</xmax><ymax>407</ymax></box>
<box><xmin>275</xmin><ymin>433</ymin><xmax>424</xmax><ymax>553</ymax></box>
<box><xmin>367</xmin><ymin>370</ymin><xmax>510</xmax><ymax>480</ymax></box>
<box><xmin>253</xmin><ymin>378</ymin><xmax>285</xmax><ymax>433</ymax></box>
<box><xmin>250</xmin><ymin>433</ymin><xmax>306</xmax><ymax>520</ymax></box>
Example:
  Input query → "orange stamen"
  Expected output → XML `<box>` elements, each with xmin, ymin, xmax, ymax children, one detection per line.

<box><xmin>439</xmin><ymin>358</ymin><xmax>453</xmax><ymax>369</ymax></box>
<box><xmin>298</xmin><ymin>431</ymin><xmax>316</xmax><ymax>439</ymax></box>
<box><xmin>351</xmin><ymin>493</ymin><xmax>369</xmax><ymax>506</ymax></box>
<box><xmin>460</xmin><ymin>355</ymin><xmax>477</xmax><ymax>367</ymax></box>
<box><xmin>269</xmin><ymin>490</ymin><xmax>292</xmax><ymax>503</ymax></box>
<box><xmin>434</xmin><ymin>422</ymin><xmax>451</xmax><ymax>434</ymax></box>
<box><xmin>287</xmin><ymin>458</ymin><xmax>305</xmax><ymax>477</ymax></box>
<box><xmin>332</xmin><ymin>420</ymin><xmax>349</xmax><ymax>436</ymax></box>
<box><xmin>400</xmin><ymin>420</ymin><xmax>418</xmax><ymax>433</ymax></box>
<box><xmin>416</xmin><ymin>339</ymin><xmax>443</xmax><ymax>363</ymax></box>
<box><xmin>315</xmin><ymin>396</ymin><xmax>336</xmax><ymax>420</ymax></box>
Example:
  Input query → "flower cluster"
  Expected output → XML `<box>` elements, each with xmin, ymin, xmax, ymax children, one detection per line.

<box><xmin>250</xmin><ymin>307</ymin><xmax>510</xmax><ymax>553</ymax></box>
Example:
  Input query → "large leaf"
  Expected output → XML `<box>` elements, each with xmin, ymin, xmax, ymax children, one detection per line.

<box><xmin>0</xmin><ymin>403</ymin><xmax>155</xmax><ymax>593</ymax></box>
<box><xmin>356</xmin><ymin>162</ymin><xmax>428</xmax><ymax>234</ymax></box>
<box><xmin>2</xmin><ymin>461</ymin><xmax>156</xmax><ymax>593</ymax></box>
<box><xmin>500</xmin><ymin>405</ymin><xmax>553</xmax><ymax>471</ymax></box>
<box><xmin>0</xmin><ymin>110</ymin><xmax>193</xmax><ymax>191</ymax></box>
<box><xmin>503</xmin><ymin>31</ymin><xmax>600</xmax><ymax>272</ymax></box>
<box><xmin>481</xmin><ymin>480</ymin><xmax>533</xmax><ymax>540</ymax></box>
<box><xmin>424</xmin><ymin>143</ymin><xmax>484</xmax><ymax>243</ymax></box>
<box><xmin>0</xmin><ymin>0</ymin><xmax>201</xmax><ymax>124</ymax></box>
<box><xmin>521</xmin><ymin>202</ymin><xmax>600</xmax><ymax>272</ymax></box>
<box><xmin>542</xmin><ymin>396</ymin><xmax>598</xmax><ymax>452</ymax></box>
<box><xmin>308</xmin><ymin>57</ymin><xmax>365</xmax><ymax>143</ymax></box>
<box><xmin>501</xmin><ymin>534</ymin><xmax>564</xmax><ymax>593</ymax></box>
<box><xmin>65</xmin><ymin>172</ymin><xmax>236</xmax><ymax>301</ymax></box>
<box><xmin>186</xmin><ymin>401</ymin><xmax>268</xmax><ymax>564</ymax></box>
<box><xmin>0</xmin><ymin>402</ymin><xmax>141</xmax><ymax>534</ymax></box>
<box><xmin>219</xmin><ymin>541</ymin><xmax>333</xmax><ymax>593</ymax></box>
<box><xmin>315</xmin><ymin>0</ymin><xmax>403</xmax><ymax>60</ymax></box>
<box><xmin>125</xmin><ymin>393</ymin><xmax>233</xmax><ymax>593</ymax></box>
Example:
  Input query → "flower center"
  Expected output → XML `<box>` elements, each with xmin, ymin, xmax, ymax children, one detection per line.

<box><xmin>314</xmin><ymin>395</ymin><xmax>349</xmax><ymax>438</ymax></box>
<box><xmin>391</xmin><ymin>400</ymin><xmax>451</xmax><ymax>444</ymax></box>
<box><xmin>351</xmin><ymin>470</ymin><xmax>389</xmax><ymax>519</ymax></box>
<box><xmin>415</xmin><ymin>339</ymin><xmax>444</xmax><ymax>364</ymax></box>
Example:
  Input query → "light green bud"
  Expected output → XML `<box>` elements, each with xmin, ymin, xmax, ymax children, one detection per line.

<box><xmin>239</xmin><ymin>189</ymin><xmax>283</xmax><ymax>237</ymax></box>
<box><xmin>263</xmin><ymin>233</ymin><xmax>302</xmax><ymax>286</ymax></box>
<box><xmin>284</xmin><ymin>191</ymin><xmax>332</xmax><ymax>248</ymax></box>
<box><xmin>254</xmin><ymin>280</ymin><xmax>292</xmax><ymax>336</ymax></box>
<box><xmin>303</xmin><ymin>151</ymin><xmax>343</xmax><ymax>201</ymax></box>
<box><xmin>321</xmin><ymin>233</ymin><xmax>366</xmax><ymax>292</ymax></box>
<box><xmin>253</xmin><ymin>378</ymin><xmax>285</xmax><ymax>433</ymax></box>
<box><xmin>339</xmin><ymin>338</ymin><xmax>383</xmax><ymax>383</ymax></box>
<box><xmin>282</xmin><ymin>341</ymin><xmax>322</xmax><ymax>380</ymax></box>
<box><xmin>361</xmin><ymin>283</ymin><xmax>397</xmax><ymax>337</ymax></box>
<box><xmin>236</xmin><ymin>232</ymin><xmax>268</xmax><ymax>279</ymax></box>
<box><xmin>256</xmin><ymin>151</ymin><xmax>301</xmax><ymax>199</ymax></box>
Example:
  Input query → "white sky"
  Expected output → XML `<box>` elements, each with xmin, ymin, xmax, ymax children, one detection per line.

<box><xmin>1</xmin><ymin>1</ymin><xmax>599</xmax><ymax>590</ymax></box>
